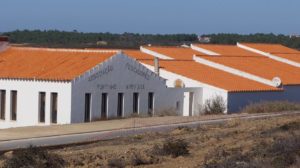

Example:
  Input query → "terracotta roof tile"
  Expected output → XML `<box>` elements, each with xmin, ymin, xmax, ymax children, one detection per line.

<box><xmin>197</xmin><ymin>55</ymin><xmax>300</xmax><ymax>85</ymax></box>
<box><xmin>0</xmin><ymin>47</ymin><xmax>116</xmax><ymax>81</ymax></box>
<box><xmin>142</xmin><ymin>46</ymin><xmax>199</xmax><ymax>60</ymax></box>
<box><xmin>240</xmin><ymin>43</ymin><xmax>300</xmax><ymax>54</ymax></box>
<box><xmin>125</xmin><ymin>50</ymin><xmax>280</xmax><ymax>92</ymax></box>
<box><xmin>241</xmin><ymin>43</ymin><xmax>300</xmax><ymax>63</ymax></box>
<box><xmin>193</xmin><ymin>44</ymin><xmax>263</xmax><ymax>57</ymax></box>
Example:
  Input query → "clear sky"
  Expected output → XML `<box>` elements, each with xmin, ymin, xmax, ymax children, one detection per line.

<box><xmin>1</xmin><ymin>0</ymin><xmax>299</xmax><ymax>34</ymax></box>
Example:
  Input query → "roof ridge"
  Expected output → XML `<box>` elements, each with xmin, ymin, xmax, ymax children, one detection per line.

<box><xmin>195</xmin><ymin>55</ymin><xmax>266</xmax><ymax>58</ymax></box>
<box><xmin>13</xmin><ymin>47</ymin><xmax>119</xmax><ymax>53</ymax></box>
<box><xmin>239</xmin><ymin>42</ymin><xmax>283</xmax><ymax>46</ymax></box>
<box><xmin>143</xmin><ymin>45</ymin><xmax>187</xmax><ymax>49</ymax></box>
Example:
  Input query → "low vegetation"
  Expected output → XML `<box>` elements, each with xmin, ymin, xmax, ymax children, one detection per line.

<box><xmin>202</xmin><ymin>96</ymin><xmax>227</xmax><ymax>114</ymax></box>
<box><xmin>241</xmin><ymin>101</ymin><xmax>300</xmax><ymax>113</ymax></box>
<box><xmin>151</xmin><ymin>137</ymin><xmax>190</xmax><ymax>158</ymax></box>
<box><xmin>1</xmin><ymin>114</ymin><xmax>299</xmax><ymax>167</ymax></box>
<box><xmin>1</xmin><ymin>146</ymin><xmax>65</xmax><ymax>168</ymax></box>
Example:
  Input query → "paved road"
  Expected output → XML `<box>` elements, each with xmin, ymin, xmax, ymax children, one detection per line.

<box><xmin>0</xmin><ymin>111</ymin><xmax>299</xmax><ymax>151</ymax></box>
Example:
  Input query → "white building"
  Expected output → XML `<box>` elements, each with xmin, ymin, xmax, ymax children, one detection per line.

<box><xmin>137</xmin><ymin>44</ymin><xmax>300</xmax><ymax>112</ymax></box>
<box><xmin>0</xmin><ymin>45</ymin><xmax>197</xmax><ymax>129</ymax></box>
<box><xmin>0</xmin><ymin>39</ymin><xmax>300</xmax><ymax>129</ymax></box>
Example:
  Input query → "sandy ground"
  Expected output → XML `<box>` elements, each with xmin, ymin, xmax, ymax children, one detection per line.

<box><xmin>1</xmin><ymin>114</ymin><xmax>299</xmax><ymax>168</ymax></box>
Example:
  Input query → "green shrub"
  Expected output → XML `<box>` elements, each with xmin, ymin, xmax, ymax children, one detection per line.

<box><xmin>203</xmin><ymin>96</ymin><xmax>226</xmax><ymax>114</ymax></box>
<box><xmin>241</xmin><ymin>101</ymin><xmax>300</xmax><ymax>114</ymax></box>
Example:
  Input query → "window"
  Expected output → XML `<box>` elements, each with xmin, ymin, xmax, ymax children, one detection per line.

<box><xmin>101</xmin><ymin>93</ymin><xmax>108</xmax><ymax>119</ymax></box>
<box><xmin>117</xmin><ymin>93</ymin><xmax>124</xmax><ymax>117</ymax></box>
<box><xmin>148</xmin><ymin>92</ymin><xmax>154</xmax><ymax>115</ymax></box>
<box><xmin>0</xmin><ymin>90</ymin><xmax>5</xmax><ymax>120</ymax></box>
<box><xmin>39</xmin><ymin>92</ymin><xmax>46</xmax><ymax>123</ymax></box>
<box><xmin>11</xmin><ymin>91</ymin><xmax>17</xmax><ymax>121</ymax></box>
<box><xmin>51</xmin><ymin>93</ymin><xmax>58</xmax><ymax>124</ymax></box>
<box><xmin>133</xmin><ymin>93</ymin><xmax>139</xmax><ymax>114</ymax></box>
<box><xmin>84</xmin><ymin>93</ymin><xmax>91</xmax><ymax>122</ymax></box>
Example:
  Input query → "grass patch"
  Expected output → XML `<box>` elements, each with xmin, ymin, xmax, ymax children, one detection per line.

<box><xmin>241</xmin><ymin>101</ymin><xmax>300</xmax><ymax>114</ymax></box>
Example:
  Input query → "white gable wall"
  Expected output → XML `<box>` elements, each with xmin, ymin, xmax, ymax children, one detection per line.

<box><xmin>70</xmin><ymin>54</ymin><xmax>185</xmax><ymax>123</ymax></box>
<box><xmin>0</xmin><ymin>79</ymin><xmax>71</xmax><ymax>129</ymax></box>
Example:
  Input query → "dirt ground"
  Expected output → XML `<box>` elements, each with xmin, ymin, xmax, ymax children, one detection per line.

<box><xmin>1</xmin><ymin>114</ymin><xmax>299</xmax><ymax>168</ymax></box>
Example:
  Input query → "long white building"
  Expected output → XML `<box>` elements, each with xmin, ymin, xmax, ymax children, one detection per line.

<box><xmin>0</xmin><ymin>38</ymin><xmax>300</xmax><ymax>129</ymax></box>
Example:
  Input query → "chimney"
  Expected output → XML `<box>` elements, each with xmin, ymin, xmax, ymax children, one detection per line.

<box><xmin>154</xmin><ymin>57</ymin><xmax>160</xmax><ymax>75</ymax></box>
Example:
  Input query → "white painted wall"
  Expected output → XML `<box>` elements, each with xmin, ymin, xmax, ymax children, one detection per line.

<box><xmin>0</xmin><ymin>79</ymin><xmax>71</xmax><ymax>129</ymax></box>
<box><xmin>70</xmin><ymin>54</ymin><xmax>185</xmax><ymax>123</ymax></box>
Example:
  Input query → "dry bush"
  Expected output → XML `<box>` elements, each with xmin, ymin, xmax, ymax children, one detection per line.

<box><xmin>2</xmin><ymin>146</ymin><xmax>65</xmax><ymax>168</ymax></box>
<box><xmin>151</xmin><ymin>138</ymin><xmax>189</xmax><ymax>158</ymax></box>
<box><xmin>241</xmin><ymin>101</ymin><xmax>300</xmax><ymax>114</ymax></box>
<box><xmin>130</xmin><ymin>152</ymin><xmax>152</xmax><ymax>166</ymax></box>
<box><xmin>268</xmin><ymin>136</ymin><xmax>300</xmax><ymax>168</ymax></box>
<box><xmin>279</xmin><ymin>121</ymin><xmax>300</xmax><ymax>131</ymax></box>
<box><xmin>107</xmin><ymin>158</ymin><xmax>126</xmax><ymax>168</ymax></box>
<box><xmin>202</xmin><ymin>96</ymin><xmax>226</xmax><ymax>115</ymax></box>
<box><xmin>177</xmin><ymin>126</ymin><xmax>193</xmax><ymax>132</ymax></box>
<box><xmin>203</xmin><ymin>135</ymin><xmax>300</xmax><ymax>168</ymax></box>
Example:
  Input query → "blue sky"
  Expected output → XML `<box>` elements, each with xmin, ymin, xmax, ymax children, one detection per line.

<box><xmin>1</xmin><ymin>0</ymin><xmax>299</xmax><ymax>34</ymax></box>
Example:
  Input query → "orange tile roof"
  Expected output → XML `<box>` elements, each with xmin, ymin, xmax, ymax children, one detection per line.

<box><xmin>275</xmin><ymin>53</ymin><xmax>300</xmax><ymax>63</ymax></box>
<box><xmin>240</xmin><ymin>43</ymin><xmax>300</xmax><ymax>54</ymax></box>
<box><xmin>142</xmin><ymin>46</ymin><xmax>199</xmax><ymax>60</ymax></box>
<box><xmin>0</xmin><ymin>47</ymin><xmax>116</xmax><ymax>81</ymax></box>
<box><xmin>197</xmin><ymin>55</ymin><xmax>300</xmax><ymax>85</ymax></box>
<box><xmin>193</xmin><ymin>44</ymin><xmax>263</xmax><ymax>57</ymax></box>
<box><xmin>125</xmin><ymin>50</ymin><xmax>280</xmax><ymax>92</ymax></box>
<box><xmin>241</xmin><ymin>43</ymin><xmax>300</xmax><ymax>63</ymax></box>
<box><xmin>124</xmin><ymin>50</ymin><xmax>154</xmax><ymax>60</ymax></box>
